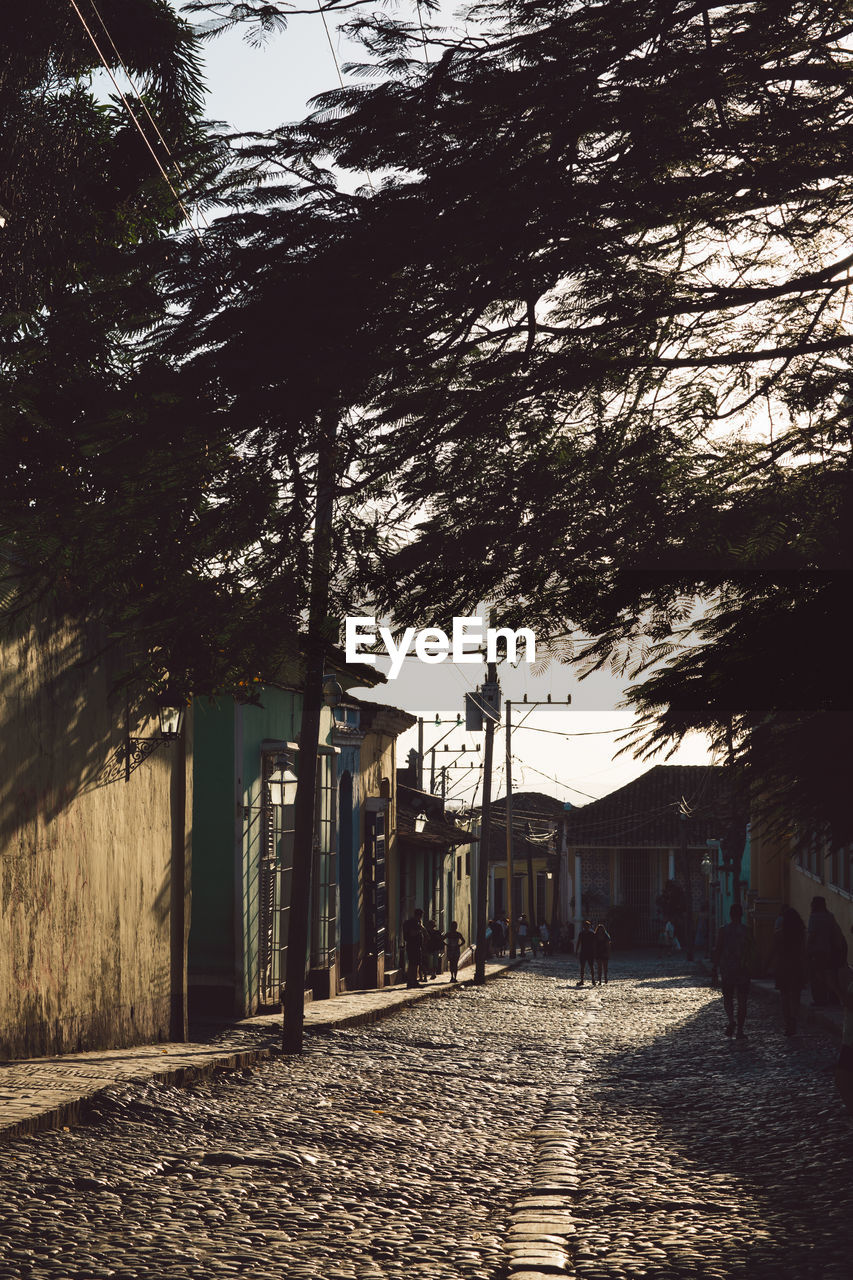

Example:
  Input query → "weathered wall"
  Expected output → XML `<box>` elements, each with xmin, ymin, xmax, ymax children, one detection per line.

<box><xmin>0</xmin><ymin>613</ymin><xmax>192</xmax><ymax>1059</ymax></box>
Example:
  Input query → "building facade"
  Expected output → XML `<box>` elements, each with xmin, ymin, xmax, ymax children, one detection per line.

<box><xmin>0</xmin><ymin>611</ymin><xmax>192</xmax><ymax>1059</ymax></box>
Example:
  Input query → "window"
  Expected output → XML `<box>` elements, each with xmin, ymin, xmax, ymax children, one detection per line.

<box><xmin>456</xmin><ymin>855</ymin><xmax>462</xmax><ymax>880</ymax></box>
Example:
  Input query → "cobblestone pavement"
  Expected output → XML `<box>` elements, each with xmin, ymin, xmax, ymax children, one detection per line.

<box><xmin>0</xmin><ymin>954</ymin><xmax>850</xmax><ymax>1280</ymax></box>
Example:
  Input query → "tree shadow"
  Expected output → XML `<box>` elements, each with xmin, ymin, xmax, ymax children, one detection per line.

<box><xmin>571</xmin><ymin>976</ymin><xmax>853</xmax><ymax>1278</ymax></box>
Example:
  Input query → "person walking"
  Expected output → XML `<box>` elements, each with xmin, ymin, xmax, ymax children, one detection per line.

<box><xmin>771</xmin><ymin>906</ymin><xmax>807</xmax><ymax>1036</ymax></box>
<box><xmin>576</xmin><ymin>920</ymin><xmax>596</xmax><ymax>986</ymax></box>
<box><xmin>594</xmin><ymin>922</ymin><xmax>612</xmax><ymax>985</ymax></box>
<box><xmin>425</xmin><ymin>919</ymin><xmax>444</xmax><ymax>979</ymax></box>
<box><xmin>712</xmin><ymin>903</ymin><xmax>753</xmax><ymax>1038</ymax></box>
<box><xmin>402</xmin><ymin>908</ymin><xmax>426</xmax><ymax>989</ymax></box>
<box><xmin>443</xmin><ymin>921</ymin><xmax>465</xmax><ymax>983</ymax></box>
<box><xmin>539</xmin><ymin>921</ymin><xmax>551</xmax><ymax>957</ymax></box>
<box><xmin>806</xmin><ymin>895</ymin><xmax>847</xmax><ymax>1007</ymax></box>
<box><xmin>492</xmin><ymin>916</ymin><xmax>506</xmax><ymax>957</ymax></box>
<box><xmin>517</xmin><ymin>914</ymin><xmax>529</xmax><ymax>956</ymax></box>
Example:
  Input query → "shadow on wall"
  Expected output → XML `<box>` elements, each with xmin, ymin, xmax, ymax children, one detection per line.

<box><xmin>0</xmin><ymin>607</ymin><xmax>161</xmax><ymax>846</ymax></box>
<box><xmin>0</xmin><ymin>605</ymin><xmax>184</xmax><ymax>1057</ymax></box>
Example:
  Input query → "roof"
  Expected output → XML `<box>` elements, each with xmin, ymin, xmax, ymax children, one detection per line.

<box><xmin>563</xmin><ymin>764</ymin><xmax>732</xmax><ymax>849</ymax></box>
<box><xmin>397</xmin><ymin>784</ymin><xmax>473</xmax><ymax>848</ymax></box>
<box><xmin>472</xmin><ymin>791</ymin><xmax>562</xmax><ymax>863</ymax></box>
<box><xmin>342</xmin><ymin>695</ymin><xmax>416</xmax><ymax>737</ymax></box>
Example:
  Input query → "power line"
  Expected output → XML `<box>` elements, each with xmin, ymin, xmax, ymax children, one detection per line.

<box><xmin>87</xmin><ymin>0</ymin><xmax>209</xmax><ymax>230</ymax></box>
<box><xmin>67</xmin><ymin>0</ymin><xmax>205</xmax><ymax>244</ymax></box>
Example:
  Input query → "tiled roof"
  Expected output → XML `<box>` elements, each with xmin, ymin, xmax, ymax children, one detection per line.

<box><xmin>563</xmin><ymin>764</ymin><xmax>732</xmax><ymax>849</ymax></box>
<box><xmin>474</xmin><ymin>791</ymin><xmax>563</xmax><ymax>862</ymax></box>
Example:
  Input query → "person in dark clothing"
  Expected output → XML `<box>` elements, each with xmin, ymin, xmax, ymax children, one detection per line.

<box><xmin>444</xmin><ymin>921</ymin><xmax>465</xmax><ymax>982</ymax></box>
<box><xmin>771</xmin><ymin>907</ymin><xmax>808</xmax><ymax>1035</ymax></box>
<box><xmin>712</xmin><ymin>903</ymin><xmax>753</xmax><ymax>1038</ymax></box>
<box><xmin>807</xmin><ymin>895</ymin><xmax>847</xmax><ymax>1007</ymax></box>
<box><xmin>424</xmin><ymin>919</ymin><xmax>444</xmax><ymax>979</ymax></box>
<box><xmin>594</xmin><ymin>923</ymin><xmax>612</xmax><ymax>985</ymax></box>
<box><xmin>402</xmin><ymin>909</ymin><xmax>426</xmax><ymax>988</ymax></box>
<box><xmin>576</xmin><ymin>920</ymin><xmax>596</xmax><ymax>986</ymax></box>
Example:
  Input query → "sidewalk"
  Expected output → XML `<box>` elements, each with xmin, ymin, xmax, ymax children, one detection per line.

<box><xmin>0</xmin><ymin>956</ymin><xmax>523</xmax><ymax>1143</ymax></box>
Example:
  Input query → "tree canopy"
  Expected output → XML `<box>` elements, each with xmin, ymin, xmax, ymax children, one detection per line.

<box><xmin>2</xmin><ymin>0</ymin><xmax>852</xmax><ymax>842</ymax></box>
<box><xmin>232</xmin><ymin>0</ymin><xmax>853</xmax><ymax>840</ymax></box>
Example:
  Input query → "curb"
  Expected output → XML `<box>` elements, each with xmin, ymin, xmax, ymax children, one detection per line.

<box><xmin>0</xmin><ymin>957</ymin><xmax>526</xmax><ymax>1144</ymax></box>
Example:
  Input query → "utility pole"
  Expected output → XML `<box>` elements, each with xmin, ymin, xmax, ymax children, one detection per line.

<box><xmin>679</xmin><ymin>809</ymin><xmax>695</xmax><ymax>962</ymax></box>
<box><xmin>505</xmin><ymin>701</ymin><xmax>515</xmax><ymax>957</ymax></box>
<box><xmin>283</xmin><ymin>410</ymin><xmax>336</xmax><ymax>1055</ymax></box>
<box><xmin>474</xmin><ymin>663</ymin><xmax>499</xmax><ymax>985</ymax></box>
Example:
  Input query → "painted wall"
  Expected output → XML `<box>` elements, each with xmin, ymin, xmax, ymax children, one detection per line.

<box><xmin>189</xmin><ymin>685</ymin><xmax>341</xmax><ymax>1017</ymax></box>
<box><xmin>0</xmin><ymin>613</ymin><xmax>192</xmax><ymax>1059</ymax></box>
<box><xmin>189</xmin><ymin>686</ymin><xmax>307</xmax><ymax>1017</ymax></box>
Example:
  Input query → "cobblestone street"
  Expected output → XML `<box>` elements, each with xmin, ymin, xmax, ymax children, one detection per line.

<box><xmin>1</xmin><ymin>954</ymin><xmax>850</xmax><ymax>1280</ymax></box>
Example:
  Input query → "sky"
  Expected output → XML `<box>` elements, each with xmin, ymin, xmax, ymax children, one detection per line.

<box><xmin>194</xmin><ymin>8</ymin><xmax>715</xmax><ymax>807</ymax></box>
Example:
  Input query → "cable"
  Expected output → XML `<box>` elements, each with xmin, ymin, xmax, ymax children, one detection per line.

<box><xmin>512</xmin><ymin>721</ymin><xmax>637</xmax><ymax>738</ymax></box>
<box><xmin>510</xmin><ymin>756</ymin><xmax>601</xmax><ymax>802</ymax></box>
<box><xmin>317</xmin><ymin>2</ymin><xmax>375</xmax><ymax>194</ymax></box>
<box><xmin>67</xmin><ymin>0</ymin><xmax>205</xmax><ymax>244</ymax></box>
<box><xmin>87</xmin><ymin>0</ymin><xmax>209</xmax><ymax>229</ymax></box>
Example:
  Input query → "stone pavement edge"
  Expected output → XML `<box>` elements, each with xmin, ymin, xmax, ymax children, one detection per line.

<box><xmin>0</xmin><ymin>956</ymin><xmax>524</xmax><ymax>1142</ymax></box>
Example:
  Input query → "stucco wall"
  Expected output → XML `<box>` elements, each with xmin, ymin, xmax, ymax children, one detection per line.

<box><xmin>0</xmin><ymin>612</ymin><xmax>192</xmax><ymax>1059</ymax></box>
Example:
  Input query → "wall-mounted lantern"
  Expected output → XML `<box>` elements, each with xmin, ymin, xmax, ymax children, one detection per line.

<box><xmin>124</xmin><ymin>699</ymin><xmax>186</xmax><ymax>781</ymax></box>
<box><xmin>269</xmin><ymin>752</ymin><xmax>299</xmax><ymax>808</ymax></box>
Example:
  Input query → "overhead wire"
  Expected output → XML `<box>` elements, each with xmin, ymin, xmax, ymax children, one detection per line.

<box><xmin>67</xmin><ymin>0</ymin><xmax>206</xmax><ymax>245</ymax></box>
<box><xmin>317</xmin><ymin>2</ymin><xmax>375</xmax><ymax>194</ymax></box>
<box><xmin>86</xmin><ymin>0</ymin><xmax>210</xmax><ymax>229</ymax></box>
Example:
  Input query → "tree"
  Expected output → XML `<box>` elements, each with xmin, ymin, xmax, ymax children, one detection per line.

<box><xmin>0</xmin><ymin>1</ymin><xmax>300</xmax><ymax>702</ymax></box>
<box><xmin>242</xmin><ymin>0</ymin><xmax>853</xmax><ymax>842</ymax></box>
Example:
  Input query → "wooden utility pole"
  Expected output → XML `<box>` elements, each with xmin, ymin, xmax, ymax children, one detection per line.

<box><xmin>283</xmin><ymin>412</ymin><xmax>336</xmax><ymax>1055</ymax></box>
<box><xmin>679</xmin><ymin>810</ymin><xmax>695</xmax><ymax>962</ymax></box>
<box><xmin>474</xmin><ymin>664</ymin><xmax>498</xmax><ymax>985</ymax></box>
<box><xmin>505</xmin><ymin>700</ymin><xmax>515</xmax><ymax>957</ymax></box>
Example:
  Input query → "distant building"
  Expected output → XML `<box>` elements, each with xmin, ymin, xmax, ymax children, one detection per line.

<box><xmin>563</xmin><ymin>765</ymin><xmax>738</xmax><ymax>947</ymax></box>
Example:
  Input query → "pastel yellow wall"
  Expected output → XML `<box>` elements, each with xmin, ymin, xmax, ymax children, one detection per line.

<box><xmin>0</xmin><ymin>613</ymin><xmax>192</xmax><ymax>1059</ymax></box>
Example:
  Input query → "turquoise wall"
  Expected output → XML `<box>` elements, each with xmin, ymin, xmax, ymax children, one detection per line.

<box><xmin>188</xmin><ymin>697</ymin><xmax>236</xmax><ymax>1006</ymax></box>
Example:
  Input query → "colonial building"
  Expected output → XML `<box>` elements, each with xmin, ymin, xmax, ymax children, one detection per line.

<box><xmin>332</xmin><ymin>696</ymin><xmax>416</xmax><ymax>992</ymax></box>
<box><xmin>477</xmin><ymin>792</ymin><xmax>568</xmax><ymax>940</ymax></box>
<box><xmin>564</xmin><ymin>765</ymin><xmax>736</xmax><ymax>948</ymax></box>
<box><xmin>188</xmin><ymin>671</ymin><xmax>419</xmax><ymax>1018</ymax></box>
<box><xmin>395</xmin><ymin>783</ymin><xmax>475</xmax><ymax>974</ymax></box>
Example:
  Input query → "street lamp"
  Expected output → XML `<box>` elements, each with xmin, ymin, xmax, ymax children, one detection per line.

<box><xmin>124</xmin><ymin>699</ymin><xmax>186</xmax><ymax>781</ymax></box>
<box><xmin>269</xmin><ymin>752</ymin><xmax>299</xmax><ymax>808</ymax></box>
<box><xmin>322</xmin><ymin>676</ymin><xmax>343</xmax><ymax>707</ymax></box>
<box><xmin>414</xmin><ymin>812</ymin><xmax>428</xmax><ymax>833</ymax></box>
